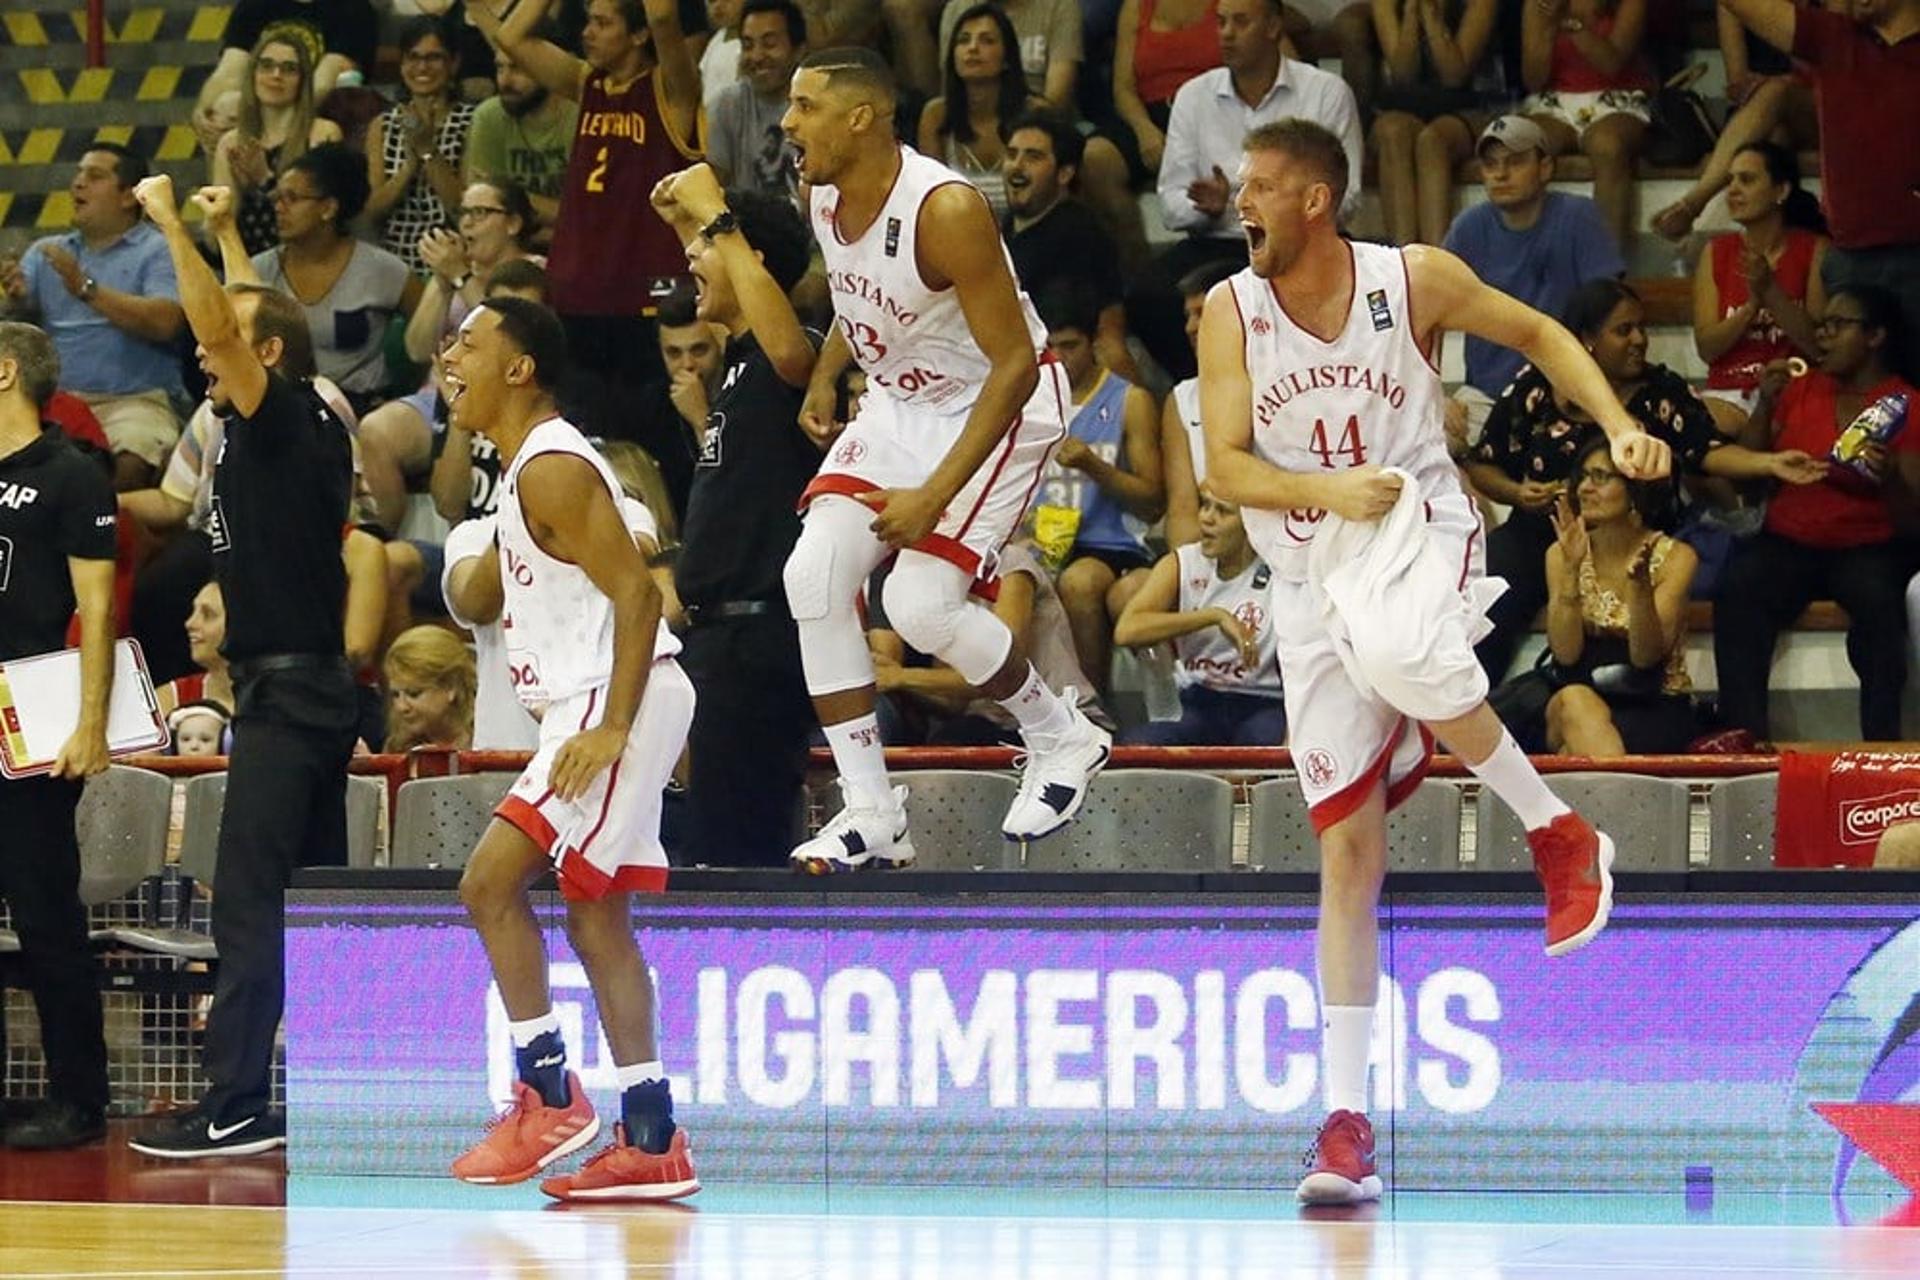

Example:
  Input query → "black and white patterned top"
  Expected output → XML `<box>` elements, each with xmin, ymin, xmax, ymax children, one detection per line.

<box><xmin>377</xmin><ymin>100</ymin><xmax>476</xmax><ymax>272</ymax></box>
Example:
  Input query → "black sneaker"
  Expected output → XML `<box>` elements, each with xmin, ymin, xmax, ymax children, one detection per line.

<box><xmin>3</xmin><ymin>1099</ymin><xmax>106</xmax><ymax>1150</ymax></box>
<box><xmin>128</xmin><ymin>1105</ymin><xmax>285</xmax><ymax>1159</ymax></box>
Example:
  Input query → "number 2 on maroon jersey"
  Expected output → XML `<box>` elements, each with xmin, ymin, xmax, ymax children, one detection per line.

<box><xmin>1307</xmin><ymin>415</ymin><xmax>1366</xmax><ymax>469</ymax></box>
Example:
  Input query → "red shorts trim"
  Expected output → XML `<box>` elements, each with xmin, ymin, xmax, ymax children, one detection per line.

<box><xmin>1307</xmin><ymin>717</ymin><xmax>1434</xmax><ymax>835</ymax></box>
<box><xmin>556</xmin><ymin>846</ymin><xmax>670</xmax><ymax>900</ymax></box>
<box><xmin>797</xmin><ymin>473</ymin><xmax>983</xmax><ymax>576</ymax></box>
<box><xmin>496</xmin><ymin>793</ymin><xmax>559</xmax><ymax>853</ymax></box>
<box><xmin>1383</xmin><ymin>724</ymin><xmax>1437</xmax><ymax>813</ymax></box>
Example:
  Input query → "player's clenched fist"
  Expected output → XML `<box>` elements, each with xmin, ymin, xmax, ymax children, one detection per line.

<box><xmin>1610</xmin><ymin>430</ymin><xmax>1672</xmax><ymax>481</ymax></box>
<box><xmin>131</xmin><ymin>175</ymin><xmax>181</xmax><ymax>229</ymax></box>
<box><xmin>1321</xmin><ymin>465</ymin><xmax>1403</xmax><ymax>522</ymax></box>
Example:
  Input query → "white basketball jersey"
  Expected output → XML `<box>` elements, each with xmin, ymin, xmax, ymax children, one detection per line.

<box><xmin>1227</xmin><ymin>242</ymin><xmax>1459</xmax><ymax>578</ymax></box>
<box><xmin>1173</xmin><ymin>543</ymin><xmax>1282</xmax><ymax>697</ymax></box>
<box><xmin>811</xmin><ymin>146</ymin><xmax>1046</xmax><ymax>414</ymax></box>
<box><xmin>1172</xmin><ymin>377</ymin><xmax>1205</xmax><ymax>483</ymax></box>
<box><xmin>495</xmin><ymin>416</ymin><xmax>677</xmax><ymax>714</ymax></box>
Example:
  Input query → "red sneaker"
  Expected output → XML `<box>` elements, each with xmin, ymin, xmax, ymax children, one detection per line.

<box><xmin>1528</xmin><ymin>812</ymin><xmax>1616</xmax><ymax>957</ymax></box>
<box><xmin>540</xmin><ymin>1123</ymin><xmax>700</xmax><ymax>1202</ymax></box>
<box><xmin>451</xmin><ymin>1072</ymin><xmax>600</xmax><ymax>1184</ymax></box>
<box><xmin>1296</xmin><ymin>1110</ymin><xmax>1382</xmax><ymax>1204</ymax></box>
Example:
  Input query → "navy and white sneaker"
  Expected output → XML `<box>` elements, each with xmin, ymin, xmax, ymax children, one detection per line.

<box><xmin>129</xmin><ymin>1105</ymin><xmax>286</xmax><ymax>1160</ymax></box>
<box><xmin>789</xmin><ymin>783</ymin><xmax>917</xmax><ymax>874</ymax></box>
<box><xmin>1002</xmin><ymin>695</ymin><xmax>1112</xmax><ymax>841</ymax></box>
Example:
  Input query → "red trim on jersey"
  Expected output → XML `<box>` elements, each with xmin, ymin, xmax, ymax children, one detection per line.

<box><xmin>497</xmin><ymin>794</ymin><xmax>560</xmax><ymax>853</ymax></box>
<box><xmin>1457</xmin><ymin>512</ymin><xmax>1481</xmax><ymax>592</ymax></box>
<box><xmin>830</xmin><ymin>145</ymin><xmax>909</xmax><ymax>246</ymax></box>
<box><xmin>1307</xmin><ymin>714</ymin><xmax>1406</xmax><ymax>835</ymax></box>
<box><xmin>1268</xmin><ymin>239</ymin><xmax>1355</xmax><ymax>347</ymax></box>
<box><xmin>1399</xmin><ymin>249</ymin><xmax>1444</xmax><ymax>376</ymax></box>
<box><xmin>557</xmin><ymin>851</ymin><xmax>669</xmax><ymax>900</ymax></box>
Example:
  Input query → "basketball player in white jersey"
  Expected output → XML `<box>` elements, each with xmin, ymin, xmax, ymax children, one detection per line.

<box><xmin>439</xmin><ymin>297</ymin><xmax>699</xmax><ymax>1202</ymax></box>
<box><xmin>778</xmin><ymin>47</ymin><xmax>1111</xmax><ymax>869</ymax></box>
<box><xmin>1199</xmin><ymin>120</ymin><xmax>1673</xmax><ymax>1205</ymax></box>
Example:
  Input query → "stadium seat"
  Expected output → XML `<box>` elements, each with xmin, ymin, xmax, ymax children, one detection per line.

<box><xmin>389</xmin><ymin>773</ymin><xmax>518</xmax><ymax>870</ymax></box>
<box><xmin>346</xmin><ymin>775</ymin><xmax>384</xmax><ymax>869</ymax></box>
<box><xmin>890</xmin><ymin>770</ymin><xmax>1021</xmax><ymax>871</ymax></box>
<box><xmin>0</xmin><ymin>766</ymin><xmax>171</xmax><ymax>955</ymax></box>
<box><xmin>1707</xmin><ymin>773</ymin><xmax>1779</xmax><ymax>869</ymax></box>
<box><xmin>1248</xmin><ymin>776</ymin><xmax>1465</xmax><ymax>871</ymax></box>
<box><xmin>1474</xmin><ymin>773</ymin><xmax>1690</xmax><ymax>872</ymax></box>
<box><xmin>1021</xmin><ymin>769</ymin><xmax>1233</xmax><ymax>871</ymax></box>
<box><xmin>96</xmin><ymin>771</ymin><xmax>225</xmax><ymax>960</ymax></box>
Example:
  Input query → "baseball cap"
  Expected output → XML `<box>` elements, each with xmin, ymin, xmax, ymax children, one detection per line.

<box><xmin>1477</xmin><ymin>116</ymin><xmax>1548</xmax><ymax>159</ymax></box>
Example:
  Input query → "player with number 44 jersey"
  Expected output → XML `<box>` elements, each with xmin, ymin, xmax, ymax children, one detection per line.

<box><xmin>1199</xmin><ymin>120</ymin><xmax>1674</xmax><ymax>1206</ymax></box>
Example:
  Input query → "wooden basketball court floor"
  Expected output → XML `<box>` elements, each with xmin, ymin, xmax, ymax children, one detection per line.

<box><xmin>2</xmin><ymin>1170</ymin><xmax>1916</xmax><ymax>1279</ymax></box>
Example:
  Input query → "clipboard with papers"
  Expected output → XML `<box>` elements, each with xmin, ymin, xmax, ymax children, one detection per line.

<box><xmin>0</xmin><ymin>639</ymin><xmax>169</xmax><ymax>779</ymax></box>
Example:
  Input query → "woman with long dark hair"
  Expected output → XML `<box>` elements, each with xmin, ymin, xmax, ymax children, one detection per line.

<box><xmin>363</xmin><ymin>17</ymin><xmax>475</xmax><ymax>272</ymax></box>
<box><xmin>917</xmin><ymin>4</ymin><xmax>1040</xmax><ymax>220</ymax></box>
<box><xmin>1693</xmin><ymin>141</ymin><xmax>1828</xmax><ymax>433</ymax></box>
<box><xmin>212</xmin><ymin>32</ymin><xmax>343</xmax><ymax>257</ymax></box>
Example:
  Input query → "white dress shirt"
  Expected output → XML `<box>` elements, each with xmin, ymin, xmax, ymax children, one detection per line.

<box><xmin>1157</xmin><ymin>61</ymin><xmax>1364</xmax><ymax>237</ymax></box>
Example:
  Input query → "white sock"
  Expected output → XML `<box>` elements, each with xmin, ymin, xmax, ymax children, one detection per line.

<box><xmin>507</xmin><ymin>1012</ymin><xmax>561</xmax><ymax>1048</ymax></box>
<box><xmin>1466</xmin><ymin>730</ymin><xmax>1571</xmax><ymax>832</ymax></box>
<box><xmin>615</xmin><ymin>1060</ymin><xmax>665</xmax><ymax>1089</ymax></box>
<box><xmin>824</xmin><ymin>713</ymin><xmax>892</xmax><ymax>810</ymax></box>
<box><xmin>1322</xmin><ymin>1004</ymin><xmax>1374</xmax><ymax>1115</ymax></box>
<box><xmin>999</xmin><ymin>664</ymin><xmax>1075</xmax><ymax>744</ymax></box>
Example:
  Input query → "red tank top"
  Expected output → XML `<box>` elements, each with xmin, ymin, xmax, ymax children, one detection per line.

<box><xmin>1706</xmin><ymin>228</ymin><xmax>1818</xmax><ymax>391</ymax></box>
<box><xmin>548</xmin><ymin>68</ymin><xmax>703</xmax><ymax>317</ymax></box>
<box><xmin>1133</xmin><ymin>0</ymin><xmax>1221</xmax><ymax>106</ymax></box>
<box><xmin>1548</xmin><ymin>11</ymin><xmax>1654</xmax><ymax>93</ymax></box>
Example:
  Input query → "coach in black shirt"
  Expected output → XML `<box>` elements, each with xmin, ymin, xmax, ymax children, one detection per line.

<box><xmin>0</xmin><ymin>322</ymin><xmax>115</xmax><ymax>1150</ymax></box>
<box><xmin>651</xmin><ymin>170</ymin><xmax>822</xmax><ymax>867</ymax></box>
<box><xmin>127</xmin><ymin>178</ymin><xmax>357</xmax><ymax>1160</ymax></box>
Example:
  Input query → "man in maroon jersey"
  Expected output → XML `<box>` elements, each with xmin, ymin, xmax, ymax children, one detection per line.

<box><xmin>472</xmin><ymin>0</ymin><xmax>702</xmax><ymax>397</ymax></box>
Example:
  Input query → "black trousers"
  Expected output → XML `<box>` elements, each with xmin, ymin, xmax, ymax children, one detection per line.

<box><xmin>1476</xmin><ymin>510</ymin><xmax>1556</xmax><ymax>683</ymax></box>
<box><xmin>1712</xmin><ymin>532</ymin><xmax>1917</xmax><ymax>742</ymax></box>
<box><xmin>680</xmin><ymin>613</ymin><xmax>814</xmax><ymax>869</ymax></box>
<box><xmin>1125</xmin><ymin>237</ymin><xmax>1248</xmax><ymax>383</ymax></box>
<box><xmin>0</xmin><ymin>776</ymin><xmax>107</xmax><ymax>1113</ymax></box>
<box><xmin>130</xmin><ymin>530</ymin><xmax>213</xmax><ymax>687</ymax></box>
<box><xmin>201</xmin><ymin>662</ymin><xmax>357</xmax><ymax>1123</ymax></box>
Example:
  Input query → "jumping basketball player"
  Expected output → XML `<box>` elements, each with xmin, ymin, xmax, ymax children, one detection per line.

<box><xmin>1199</xmin><ymin>120</ymin><xmax>1673</xmax><ymax>1205</ymax></box>
<box><xmin>441</xmin><ymin>297</ymin><xmax>698</xmax><ymax>1202</ymax></box>
<box><xmin>779</xmin><ymin>48</ymin><xmax>1111</xmax><ymax>869</ymax></box>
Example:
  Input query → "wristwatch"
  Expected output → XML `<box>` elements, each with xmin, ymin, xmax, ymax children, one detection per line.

<box><xmin>79</xmin><ymin>276</ymin><xmax>98</xmax><ymax>301</ymax></box>
<box><xmin>700</xmin><ymin>210</ymin><xmax>739</xmax><ymax>241</ymax></box>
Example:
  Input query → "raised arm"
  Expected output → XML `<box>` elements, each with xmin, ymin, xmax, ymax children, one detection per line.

<box><xmin>1717</xmin><ymin>0</ymin><xmax>1797</xmax><ymax>57</ymax></box>
<box><xmin>644</xmin><ymin>0</ymin><xmax>702</xmax><ymax>150</ymax></box>
<box><xmin>469</xmin><ymin>0</ymin><xmax>588</xmax><ymax>100</ymax></box>
<box><xmin>192</xmin><ymin>186</ymin><xmax>260</xmax><ymax>285</ymax></box>
<box><xmin>1408</xmin><ymin>244</ymin><xmax>1671</xmax><ymax>478</ymax></box>
<box><xmin>134</xmin><ymin>177</ymin><xmax>269</xmax><ymax>417</ymax></box>
<box><xmin>517</xmin><ymin>453</ymin><xmax>663</xmax><ymax>798</ymax></box>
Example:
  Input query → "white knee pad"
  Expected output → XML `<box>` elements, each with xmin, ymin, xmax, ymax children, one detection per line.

<box><xmin>783</xmin><ymin>497</ymin><xmax>890</xmax><ymax>696</ymax></box>
<box><xmin>884</xmin><ymin>551</ymin><xmax>1012</xmax><ymax>686</ymax></box>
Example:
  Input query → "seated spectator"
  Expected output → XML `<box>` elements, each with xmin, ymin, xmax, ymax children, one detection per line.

<box><xmin>1</xmin><ymin>145</ymin><xmax>186</xmax><ymax>490</ymax></box>
<box><xmin>167</xmin><ymin>701</ymin><xmax>232</xmax><ymax>758</ymax></box>
<box><xmin>1159</xmin><ymin>260</ymin><xmax>1240</xmax><ymax>549</ymax></box>
<box><xmin>921</xmin><ymin>4</ymin><xmax>1041</xmax><ymax>220</ymax></box>
<box><xmin>190</xmin><ymin>0</ymin><xmax>380</xmax><ymax>153</ymax></box>
<box><xmin>1030</xmin><ymin>282</ymin><xmax>1164</xmax><ymax>688</ymax></box>
<box><xmin>1132</xmin><ymin>0</ymin><xmax>1362</xmax><ymax>380</ymax></box>
<box><xmin>622</xmin><ymin>295</ymin><xmax>721</xmax><ymax>525</ymax></box>
<box><xmin>360</xmin><ymin>181</ymin><xmax>541</xmax><ymax>533</ymax></box>
<box><xmin>156</xmin><ymin>581</ymin><xmax>236</xmax><ymax>716</ymax></box>
<box><xmin>1649</xmin><ymin>3</ymin><xmax>1818</xmax><ymax>241</ymax></box>
<box><xmin>1692</xmin><ymin>142</ymin><xmax>1828</xmax><ymax>434</ymax></box>
<box><xmin>404</xmin><ymin>1</ymin><xmax>501</xmax><ymax>101</ymax></box>
<box><xmin>1467</xmin><ymin>277</ymin><xmax>1827</xmax><ymax>679</ymax></box>
<box><xmin>212</xmin><ymin>32</ymin><xmax>345</xmax><ymax>258</ymax></box>
<box><xmin>1718</xmin><ymin>0</ymin><xmax>1920</xmax><ymax>381</ymax></box>
<box><xmin>1714</xmin><ymin>285</ymin><xmax>1920</xmax><ymax>743</ymax></box>
<box><xmin>462</xmin><ymin>48</ymin><xmax>581</xmax><ymax>233</ymax></box>
<box><xmin>1002</xmin><ymin>112</ymin><xmax>1136</xmax><ymax>381</ymax></box>
<box><xmin>1284</xmin><ymin>5</ymin><xmax>1381</xmax><ymax>116</ymax></box>
<box><xmin>365</xmin><ymin>17</ymin><xmax>477</xmax><ymax>274</ymax></box>
<box><xmin>1519</xmin><ymin>0</ymin><xmax>1654</xmax><ymax>250</ymax></box>
<box><xmin>1539</xmin><ymin>433</ymin><xmax>1700</xmax><ymax>756</ymax></box>
<box><xmin>939</xmin><ymin>0</ymin><xmax>1084</xmax><ymax>107</ymax></box>
<box><xmin>1368</xmin><ymin>0</ymin><xmax>1507</xmax><ymax>247</ymax></box>
<box><xmin>1109</xmin><ymin>0</ymin><xmax>1221</xmax><ymax>183</ymax></box>
<box><xmin>1441</xmin><ymin>115</ymin><xmax>1622</xmax><ymax>442</ymax></box>
<box><xmin>234</xmin><ymin>144</ymin><xmax>423</xmax><ymax>414</ymax></box>
<box><xmin>870</xmin><ymin>541</ymin><xmax>1115</xmax><ymax>745</ymax></box>
<box><xmin>382</xmin><ymin>625</ymin><xmax>477</xmax><ymax>752</ymax></box>
<box><xmin>1115</xmin><ymin>486</ymin><xmax>1285</xmax><ymax>745</ymax></box>
<box><xmin>702</xmin><ymin>0</ymin><xmax>746</xmax><ymax>110</ymax></box>
<box><xmin>710</xmin><ymin>0</ymin><xmax>807</xmax><ymax>200</ymax></box>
